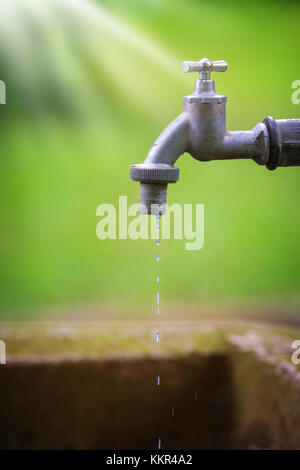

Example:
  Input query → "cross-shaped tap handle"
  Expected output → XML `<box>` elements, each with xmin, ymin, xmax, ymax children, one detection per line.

<box><xmin>182</xmin><ymin>58</ymin><xmax>227</xmax><ymax>80</ymax></box>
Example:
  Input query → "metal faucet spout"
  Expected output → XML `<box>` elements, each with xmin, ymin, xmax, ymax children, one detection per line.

<box><xmin>130</xmin><ymin>112</ymin><xmax>189</xmax><ymax>215</ymax></box>
<box><xmin>144</xmin><ymin>112</ymin><xmax>189</xmax><ymax>166</ymax></box>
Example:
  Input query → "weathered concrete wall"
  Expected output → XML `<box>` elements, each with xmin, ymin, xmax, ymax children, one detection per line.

<box><xmin>0</xmin><ymin>354</ymin><xmax>234</xmax><ymax>450</ymax></box>
<box><xmin>228</xmin><ymin>332</ymin><xmax>300</xmax><ymax>449</ymax></box>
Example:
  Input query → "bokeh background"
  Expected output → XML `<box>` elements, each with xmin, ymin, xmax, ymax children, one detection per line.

<box><xmin>0</xmin><ymin>0</ymin><xmax>300</xmax><ymax>319</ymax></box>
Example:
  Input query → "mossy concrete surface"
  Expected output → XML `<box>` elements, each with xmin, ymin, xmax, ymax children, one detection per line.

<box><xmin>0</xmin><ymin>320</ymin><xmax>227</xmax><ymax>360</ymax></box>
<box><xmin>0</xmin><ymin>319</ymin><xmax>299</xmax><ymax>449</ymax></box>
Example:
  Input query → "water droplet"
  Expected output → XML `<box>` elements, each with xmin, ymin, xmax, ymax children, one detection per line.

<box><xmin>156</xmin><ymin>274</ymin><xmax>160</xmax><ymax>282</ymax></box>
<box><xmin>171</xmin><ymin>407</ymin><xmax>175</xmax><ymax>417</ymax></box>
<box><xmin>156</xmin><ymin>214</ymin><xmax>160</xmax><ymax>232</ymax></box>
<box><xmin>155</xmin><ymin>330</ymin><xmax>160</xmax><ymax>343</ymax></box>
<box><xmin>157</xmin><ymin>291</ymin><xmax>160</xmax><ymax>304</ymax></box>
<box><xmin>156</xmin><ymin>254</ymin><xmax>160</xmax><ymax>262</ymax></box>
<box><xmin>157</xmin><ymin>375</ymin><xmax>160</xmax><ymax>386</ymax></box>
<box><xmin>195</xmin><ymin>392</ymin><xmax>198</xmax><ymax>400</ymax></box>
<box><xmin>157</xmin><ymin>306</ymin><xmax>160</xmax><ymax>315</ymax></box>
<box><xmin>158</xmin><ymin>437</ymin><xmax>162</xmax><ymax>450</ymax></box>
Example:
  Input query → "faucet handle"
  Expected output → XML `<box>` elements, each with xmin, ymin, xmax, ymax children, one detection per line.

<box><xmin>182</xmin><ymin>58</ymin><xmax>227</xmax><ymax>80</ymax></box>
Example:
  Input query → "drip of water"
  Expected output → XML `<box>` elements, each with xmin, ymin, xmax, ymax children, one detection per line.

<box><xmin>157</xmin><ymin>306</ymin><xmax>160</xmax><ymax>315</ymax></box>
<box><xmin>155</xmin><ymin>330</ymin><xmax>160</xmax><ymax>343</ymax></box>
<box><xmin>171</xmin><ymin>407</ymin><xmax>175</xmax><ymax>417</ymax></box>
<box><xmin>156</xmin><ymin>254</ymin><xmax>160</xmax><ymax>262</ymax></box>
<box><xmin>156</xmin><ymin>238</ymin><xmax>160</xmax><ymax>246</ymax></box>
<box><xmin>157</xmin><ymin>291</ymin><xmax>160</xmax><ymax>304</ymax></box>
<box><xmin>157</xmin><ymin>375</ymin><xmax>160</xmax><ymax>386</ymax></box>
<box><xmin>156</xmin><ymin>274</ymin><xmax>160</xmax><ymax>282</ymax></box>
<box><xmin>156</xmin><ymin>214</ymin><xmax>160</xmax><ymax>232</ymax></box>
<box><xmin>158</xmin><ymin>437</ymin><xmax>162</xmax><ymax>450</ymax></box>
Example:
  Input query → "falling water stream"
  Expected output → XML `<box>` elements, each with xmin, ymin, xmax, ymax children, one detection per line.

<box><xmin>153</xmin><ymin>214</ymin><xmax>197</xmax><ymax>450</ymax></box>
<box><xmin>155</xmin><ymin>214</ymin><xmax>161</xmax><ymax>450</ymax></box>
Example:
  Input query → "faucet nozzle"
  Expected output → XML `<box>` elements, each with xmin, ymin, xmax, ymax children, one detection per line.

<box><xmin>139</xmin><ymin>182</ymin><xmax>168</xmax><ymax>215</ymax></box>
<box><xmin>130</xmin><ymin>164</ymin><xmax>179</xmax><ymax>215</ymax></box>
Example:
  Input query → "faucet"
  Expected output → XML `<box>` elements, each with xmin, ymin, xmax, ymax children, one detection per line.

<box><xmin>130</xmin><ymin>58</ymin><xmax>300</xmax><ymax>214</ymax></box>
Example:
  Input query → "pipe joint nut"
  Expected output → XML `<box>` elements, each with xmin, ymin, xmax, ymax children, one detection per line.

<box><xmin>130</xmin><ymin>164</ymin><xmax>179</xmax><ymax>184</ymax></box>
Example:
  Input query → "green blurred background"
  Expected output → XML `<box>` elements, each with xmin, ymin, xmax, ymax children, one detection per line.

<box><xmin>0</xmin><ymin>0</ymin><xmax>300</xmax><ymax>319</ymax></box>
